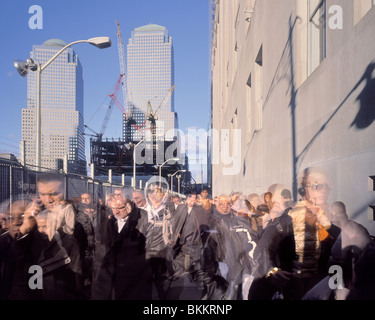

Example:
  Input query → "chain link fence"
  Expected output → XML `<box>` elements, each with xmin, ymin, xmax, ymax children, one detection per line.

<box><xmin>0</xmin><ymin>158</ymin><xmax>125</xmax><ymax>207</ymax></box>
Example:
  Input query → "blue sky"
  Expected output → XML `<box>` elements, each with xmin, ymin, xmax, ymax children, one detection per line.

<box><xmin>0</xmin><ymin>0</ymin><xmax>210</xmax><ymax>181</ymax></box>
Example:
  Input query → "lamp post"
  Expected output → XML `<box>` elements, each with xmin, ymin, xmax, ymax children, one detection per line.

<box><xmin>132</xmin><ymin>136</ymin><xmax>147</xmax><ymax>189</ymax></box>
<box><xmin>170</xmin><ymin>169</ymin><xmax>186</xmax><ymax>193</ymax></box>
<box><xmin>158</xmin><ymin>157</ymin><xmax>179</xmax><ymax>186</ymax></box>
<box><xmin>14</xmin><ymin>37</ymin><xmax>112</xmax><ymax>170</ymax></box>
<box><xmin>177</xmin><ymin>174</ymin><xmax>182</xmax><ymax>194</ymax></box>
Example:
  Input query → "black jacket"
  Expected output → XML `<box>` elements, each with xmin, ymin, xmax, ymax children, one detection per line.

<box><xmin>198</xmin><ymin>209</ymin><xmax>257</xmax><ymax>300</ymax></box>
<box><xmin>248</xmin><ymin>209</ymin><xmax>296</xmax><ymax>300</ymax></box>
<box><xmin>91</xmin><ymin>208</ymin><xmax>152</xmax><ymax>300</ymax></box>
<box><xmin>0</xmin><ymin>227</ymin><xmax>84</xmax><ymax>300</ymax></box>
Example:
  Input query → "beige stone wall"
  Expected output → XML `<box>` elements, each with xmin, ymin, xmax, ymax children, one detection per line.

<box><xmin>211</xmin><ymin>0</ymin><xmax>375</xmax><ymax>234</ymax></box>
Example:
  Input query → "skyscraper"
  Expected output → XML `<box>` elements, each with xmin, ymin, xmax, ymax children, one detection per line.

<box><xmin>21</xmin><ymin>39</ymin><xmax>86</xmax><ymax>174</ymax></box>
<box><xmin>125</xmin><ymin>24</ymin><xmax>177</xmax><ymax>142</ymax></box>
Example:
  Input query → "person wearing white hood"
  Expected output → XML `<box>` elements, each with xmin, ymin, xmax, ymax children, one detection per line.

<box><xmin>137</xmin><ymin>176</ymin><xmax>175</xmax><ymax>300</ymax></box>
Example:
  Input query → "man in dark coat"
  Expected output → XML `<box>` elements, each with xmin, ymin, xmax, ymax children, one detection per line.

<box><xmin>196</xmin><ymin>195</ymin><xmax>257</xmax><ymax>300</ymax></box>
<box><xmin>164</xmin><ymin>194</ymin><xmax>203</xmax><ymax>300</ymax></box>
<box><xmin>167</xmin><ymin>195</ymin><xmax>181</xmax><ymax>215</ymax></box>
<box><xmin>248</xmin><ymin>185</ymin><xmax>297</xmax><ymax>300</ymax></box>
<box><xmin>0</xmin><ymin>200</ymin><xmax>42</xmax><ymax>300</ymax></box>
<box><xmin>91</xmin><ymin>197</ymin><xmax>152</xmax><ymax>300</ymax></box>
<box><xmin>1</xmin><ymin>197</ymin><xmax>84</xmax><ymax>300</ymax></box>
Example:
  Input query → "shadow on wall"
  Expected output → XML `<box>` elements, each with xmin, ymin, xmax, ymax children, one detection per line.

<box><xmin>351</xmin><ymin>62</ymin><xmax>375</xmax><ymax>130</ymax></box>
<box><xmin>297</xmin><ymin>60</ymin><xmax>375</xmax><ymax>170</ymax></box>
<box><xmin>240</xmin><ymin>14</ymin><xmax>375</xmax><ymax>200</ymax></box>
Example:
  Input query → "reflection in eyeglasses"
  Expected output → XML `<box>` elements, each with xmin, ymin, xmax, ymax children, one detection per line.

<box><xmin>306</xmin><ymin>183</ymin><xmax>329</xmax><ymax>191</ymax></box>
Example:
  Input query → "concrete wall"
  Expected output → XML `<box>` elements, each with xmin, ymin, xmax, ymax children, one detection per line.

<box><xmin>211</xmin><ymin>0</ymin><xmax>375</xmax><ymax>234</ymax></box>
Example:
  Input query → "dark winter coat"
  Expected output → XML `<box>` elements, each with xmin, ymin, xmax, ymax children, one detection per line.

<box><xmin>91</xmin><ymin>208</ymin><xmax>152</xmax><ymax>300</ymax></box>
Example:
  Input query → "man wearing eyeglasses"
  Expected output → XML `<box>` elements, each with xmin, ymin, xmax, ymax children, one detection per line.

<box><xmin>287</xmin><ymin>166</ymin><xmax>333</xmax><ymax>299</ymax></box>
<box><xmin>92</xmin><ymin>196</ymin><xmax>152</xmax><ymax>300</ymax></box>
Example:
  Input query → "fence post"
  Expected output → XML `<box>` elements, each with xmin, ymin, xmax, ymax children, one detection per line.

<box><xmin>63</xmin><ymin>155</ymin><xmax>68</xmax><ymax>174</ymax></box>
<box><xmin>108</xmin><ymin>169</ymin><xmax>112</xmax><ymax>184</ymax></box>
<box><xmin>9</xmin><ymin>165</ymin><xmax>12</xmax><ymax>210</ymax></box>
<box><xmin>90</xmin><ymin>163</ymin><xmax>95</xmax><ymax>180</ymax></box>
<box><xmin>20</xmin><ymin>140</ymin><xmax>26</xmax><ymax>167</ymax></box>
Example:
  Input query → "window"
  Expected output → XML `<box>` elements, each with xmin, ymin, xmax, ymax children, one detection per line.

<box><xmin>369</xmin><ymin>176</ymin><xmax>375</xmax><ymax>221</ymax></box>
<box><xmin>354</xmin><ymin>0</ymin><xmax>375</xmax><ymax>25</ymax></box>
<box><xmin>308</xmin><ymin>0</ymin><xmax>326</xmax><ymax>75</ymax></box>
<box><xmin>254</xmin><ymin>45</ymin><xmax>263</xmax><ymax>132</ymax></box>
<box><xmin>245</xmin><ymin>73</ymin><xmax>252</xmax><ymax>142</ymax></box>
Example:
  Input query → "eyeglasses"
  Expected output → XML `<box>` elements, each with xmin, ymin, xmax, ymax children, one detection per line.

<box><xmin>111</xmin><ymin>206</ymin><xmax>126</xmax><ymax>211</ymax></box>
<box><xmin>306</xmin><ymin>183</ymin><xmax>329</xmax><ymax>191</ymax></box>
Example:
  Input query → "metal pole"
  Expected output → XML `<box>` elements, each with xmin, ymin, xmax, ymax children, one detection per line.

<box><xmin>20</xmin><ymin>140</ymin><xmax>26</xmax><ymax>167</ymax></box>
<box><xmin>133</xmin><ymin>147</ymin><xmax>136</xmax><ymax>189</ymax></box>
<box><xmin>63</xmin><ymin>154</ymin><xmax>68</xmax><ymax>174</ymax></box>
<box><xmin>9</xmin><ymin>165</ymin><xmax>12</xmax><ymax>209</ymax></box>
<box><xmin>36</xmin><ymin>63</ymin><xmax>42</xmax><ymax>170</ymax></box>
<box><xmin>133</xmin><ymin>138</ymin><xmax>145</xmax><ymax>189</ymax></box>
<box><xmin>108</xmin><ymin>169</ymin><xmax>112</xmax><ymax>184</ymax></box>
<box><xmin>90</xmin><ymin>163</ymin><xmax>95</xmax><ymax>180</ymax></box>
<box><xmin>177</xmin><ymin>175</ymin><xmax>181</xmax><ymax>194</ymax></box>
<box><xmin>159</xmin><ymin>165</ymin><xmax>162</xmax><ymax>186</ymax></box>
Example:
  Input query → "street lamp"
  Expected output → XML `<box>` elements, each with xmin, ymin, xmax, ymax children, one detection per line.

<box><xmin>158</xmin><ymin>157</ymin><xmax>179</xmax><ymax>186</ymax></box>
<box><xmin>176</xmin><ymin>174</ymin><xmax>182</xmax><ymax>194</ymax></box>
<box><xmin>169</xmin><ymin>169</ymin><xmax>186</xmax><ymax>193</ymax></box>
<box><xmin>14</xmin><ymin>37</ymin><xmax>112</xmax><ymax>170</ymax></box>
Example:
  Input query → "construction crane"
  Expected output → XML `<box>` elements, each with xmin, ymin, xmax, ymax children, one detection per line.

<box><xmin>116</xmin><ymin>18</ymin><xmax>128</xmax><ymax>115</ymax></box>
<box><xmin>84</xmin><ymin>74</ymin><xmax>124</xmax><ymax>140</ymax></box>
<box><xmin>146</xmin><ymin>85</ymin><xmax>176</xmax><ymax>137</ymax></box>
<box><xmin>108</xmin><ymin>74</ymin><xmax>126</xmax><ymax>114</ymax></box>
<box><xmin>116</xmin><ymin>17</ymin><xmax>138</xmax><ymax>143</ymax></box>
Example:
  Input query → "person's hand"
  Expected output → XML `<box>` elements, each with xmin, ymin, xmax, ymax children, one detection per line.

<box><xmin>25</xmin><ymin>198</ymin><xmax>44</xmax><ymax>217</ymax></box>
<box><xmin>19</xmin><ymin>211</ymin><xmax>36</xmax><ymax>236</ymax></box>
<box><xmin>268</xmin><ymin>270</ymin><xmax>294</xmax><ymax>289</ymax></box>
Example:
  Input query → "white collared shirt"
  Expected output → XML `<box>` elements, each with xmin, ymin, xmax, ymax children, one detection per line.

<box><xmin>116</xmin><ymin>216</ymin><xmax>128</xmax><ymax>233</ymax></box>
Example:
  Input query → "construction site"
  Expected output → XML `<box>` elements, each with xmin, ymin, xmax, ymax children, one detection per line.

<box><xmin>84</xmin><ymin>19</ymin><xmax>192</xmax><ymax>193</ymax></box>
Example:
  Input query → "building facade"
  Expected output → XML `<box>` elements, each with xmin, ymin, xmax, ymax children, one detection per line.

<box><xmin>125</xmin><ymin>24</ymin><xmax>177</xmax><ymax>142</ymax></box>
<box><xmin>210</xmin><ymin>0</ymin><xmax>375</xmax><ymax>234</ymax></box>
<box><xmin>21</xmin><ymin>39</ymin><xmax>86</xmax><ymax>175</ymax></box>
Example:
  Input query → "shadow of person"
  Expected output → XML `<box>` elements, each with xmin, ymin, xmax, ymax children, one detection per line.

<box><xmin>351</xmin><ymin>62</ymin><xmax>375</xmax><ymax>129</ymax></box>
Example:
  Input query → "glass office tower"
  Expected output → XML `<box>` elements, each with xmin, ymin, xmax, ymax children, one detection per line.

<box><xmin>21</xmin><ymin>39</ymin><xmax>86</xmax><ymax>174</ymax></box>
<box><xmin>125</xmin><ymin>24</ymin><xmax>177</xmax><ymax>142</ymax></box>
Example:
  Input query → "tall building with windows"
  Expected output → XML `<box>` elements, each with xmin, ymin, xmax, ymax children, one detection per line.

<box><xmin>125</xmin><ymin>24</ymin><xmax>177</xmax><ymax>142</ymax></box>
<box><xmin>21</xmin><ymin>39</ymin><xmax>86</xmax><ymax>174</ymax></box>
<box><xmin>210</xmin><ymin>0</ymin><xmax>375</xmax><ymax>234</ymax></box>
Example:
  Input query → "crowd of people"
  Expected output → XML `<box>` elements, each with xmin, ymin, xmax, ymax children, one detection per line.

<box><xmin>0</xmin><ymin>166</ymin><xmax>374</xmax><ymax>300</ymax></box>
